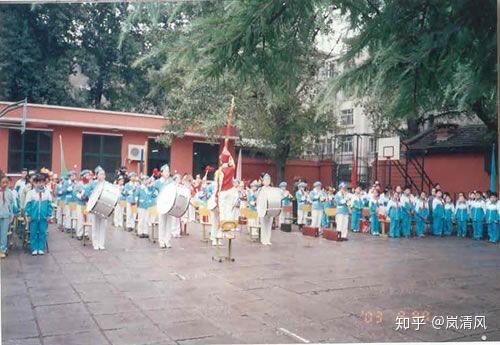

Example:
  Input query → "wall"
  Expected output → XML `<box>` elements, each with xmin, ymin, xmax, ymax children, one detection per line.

<box><xmin>241</xmin><ymin>156</ymin><xmax>334</xmax><ymax>187</ymax></box>
<box><xmin>0</xmin><ymin>128</ymin><xmax>8</xmax><ymax>174</ymax></box>
<box><xmin>373</xmin><ymin>152</ymin><xmax>495</xmax><ymax>196</ymax></box>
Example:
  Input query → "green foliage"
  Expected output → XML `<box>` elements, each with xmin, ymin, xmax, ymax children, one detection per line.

<box><xmin>327</xmin><ymin>0</ymin><xmax>497</xmax><ymax>134</ymax></box>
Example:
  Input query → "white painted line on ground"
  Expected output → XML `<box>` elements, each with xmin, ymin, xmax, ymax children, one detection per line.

<box><xmin>278</xmin><ymin>327</ymin><xmax>310</xmax><ymax>343</ymax></box>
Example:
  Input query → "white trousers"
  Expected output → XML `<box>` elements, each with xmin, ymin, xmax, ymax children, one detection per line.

<box><xmin>137</xmin><ymin>208</ymin><xmax>149</xmax><ymax>236</ymax></box>
<box><xmin>210</xmin><ymin>209</ymin><xmax>220</xmax><ymax>244</ymax></box>
<box><xmin>63</xmin><ymin>204</ymin><xmax>72</xmax><ymax>228</ymax></box>
<box><xmin>336</xmin><ymin>213</ymin><xmax>349</xmax><ymax>238</ymax></box>
<box><xmin>297</xmin><ymin>209</ymin><xmax>306</xmax><ymax>225</ymax></box>
<box><xmin>74</xmin><ymin>205</ymin><xmax>85</xmax><ymax>237</ymax></box>
<box><xmin>172</xmin><ymin>217</ymin><xmax>181</xmax><ymax>237</ymax></box>
<box><xmin>113</xmin><ymin>203</ymin><xmax>124</xmax><ymax>227</ymax></box>
<box><xmin>260</xmin><ymin>216</ymin><xmax>273</xmax><ymax>245</ymax></box>
<box><xmin>56</xmin><ymin>202</ymin><xmax>63</xmax><ymax>225</ymax></box>
<box><xmin>248</xmin><ymin>217</ymin><xmax>259</xmax><ymax>236</ymax></box>
<box><xmin>126</xmin><ymin>203</ymin><xmax>137</xmax><ymax>229</ymax></box>
<box><xmin>158</xmin><ymin>213</ymin><xmax>174</xmax><ymax>247</ymax></box>
<box><xmin>311</xmin><ymin>209</ymin><xmax>322</xmax><ymax>228</ymax></box>
<box><xmin>91</xmin><ymin>214</ymin><xmax>107</xmax><ymax>250</ymax></box>
<box><xmin>188</xmin><ymin>204</ymin><xmax>196</xmax><ymax>223</ymax></box>
<box><xmin>219</xmin><ymin>190</ymin><xmax>234</xmax><ymax>221</ymax></box>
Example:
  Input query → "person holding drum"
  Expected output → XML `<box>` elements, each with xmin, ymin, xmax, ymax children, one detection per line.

<box><xmin>153</xmin><ymin>164</ymin><xmax>175</xmax><ymax>249</ymax></box>
<box><xmin>83</xmin><ymin>166</ymin><xmax>108</xmax><ymax>250</ymax></box>
<box><xmin>123</xmin><ymin>172</ymin><xmax>139</xmax><ymax>232</ymax></box>
<box><xmin>278</xmin><ymin>182</ymin><xmax>292</xmax><ymax>227</ymax></box>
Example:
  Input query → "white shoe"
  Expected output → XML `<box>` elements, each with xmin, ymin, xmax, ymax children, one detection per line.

<box><xmin>100</xmin><ymin>246</ymin><xmax>105</xmax><ymax>250</ymax></box>
<box><xmin>165</xmin><ymin>243</ymin><xmax>172</xmax><ymax>248</ymax></box>
<box><xmin>32</xmin><ymin>251</ymin><xmax>37</xmax><ymax>256</ymax></box>
<box><xmin>93</xmin><ymin>246</ymin><xmax>99</xmax><ymax>250</ymax></box>
<box><xmin>38</xmin><ymin>250</ymin><xmax>44</xmax><ymax>255</ymax></box>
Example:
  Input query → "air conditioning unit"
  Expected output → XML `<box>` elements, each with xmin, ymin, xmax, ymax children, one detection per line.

<box><xmin>128</xmin><ymin>144</ymin><xmax>144</xmax><ymax>161</ymax></box>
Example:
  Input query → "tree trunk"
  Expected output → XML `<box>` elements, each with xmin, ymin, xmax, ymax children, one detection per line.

<box><xmin>406</xmin><ymin>118</ymin><xmax>420</xmax><ymax>138</ymax></box>
<box><xmin>275</xmin><ymin>158</ymin><xmax>286</xmax><ymax>184</ymax></box>
<box><xmin>472</xmin><ymin>99</ymin><xmax>497</xmax><ymax>132</ymax></box>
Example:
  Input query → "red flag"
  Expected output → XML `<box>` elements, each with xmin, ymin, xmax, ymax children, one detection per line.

<box><xmin>350</xmin><ymin>156</ymin><xmax>357</xmax><ymax>187</ymax></box>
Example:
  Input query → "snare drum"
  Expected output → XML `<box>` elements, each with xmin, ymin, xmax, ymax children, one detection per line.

<box><xmin>156</xmin><ymin>183</ymin><xmax>191</xmax><ymax>218</ymax></box>
<box><xmin>257</xmin><ymin>187</ymin><xmax>282</xmax><ymax>218</ymax></box>
<box><xmin>86</xmin><ymin>182</ymin><xmax>120</xmax><ymax>218</ymax></box>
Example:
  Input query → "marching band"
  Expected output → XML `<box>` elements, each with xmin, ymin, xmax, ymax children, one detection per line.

<box><xmin>0</xmin><ymin>163</ymin><xmax>499</xmax><ymax>260</ymax></box>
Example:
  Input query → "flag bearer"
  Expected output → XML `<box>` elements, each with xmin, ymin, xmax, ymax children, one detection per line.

<box><xmin>443</xmin><ymin>195</ymin><xmax>455</xmax><ymax>236</ymax></box>
<box><xmin>414</xmin><ymin>192</ymin><xmax>429</xmax><ymax>237</ymax></box>
<box><xmin>24</xmin><ymin>174</ymin><xmax>53</xmax><ymax>256</ymax></box>
<box><xmin>350</xmin><ymin>187</ymin><xmax>363</xmax><ymax>233</ymax></box>
<box><xmin>124</xmin><ymin>172</ymin><xmax>139</xmax><ymax>232</ymax></box>
<box><xmin>153</xmin><ymin>164</ymin><xmax>174</xmax><ymax>249</ymax></box>
<box><xmin>113</xmin><ymin>176</ymin><xmax>125</xmax><ymax>228</ymax></box>
<box><xmin>84</xmin><ymin>166</ymin><xmax>108</xmax><ymax>250</ymax></box>
<box><xmin>387</xmin><ymin>193</ymin><xmax>402</xmax><ymax>238</ymax></box>
<box><xmin>455</xmin><ymin>193</ymin><xmax>469</xmax><ymax>238</ymax></box>
<box><xmin>431</xmin><ymin>191</ymin><xmax>445</xmax><ymax>236</ymax></box>
<box><xmin>136</xmin><ymin>175</ymin><xmax>154</xmax><ymax>238</ymax></box>
<box><xmin>369</xmin><ymin>191</ymin><xmax>380</xmax><ymax>236</ymax></box>
<box><xmin>278</xmin><ymin>182</ymin><xmax>292</xmax><ymax>227</ymax></box>
<box><xmin>309</xmin><ymin>181</ymin><xmax>326</xmax><ymax>228</ymax></box>
<box><xmin>400</xmin><ymin>187</ymin><xmax>414</xmax><ymax>237</ymax></box>
<box><xmin>470</xmin><ymin>191</ymin><xmax>486</xmax><ymax>240</ymax></box>
<box><xmin>0</xmin><ymin>175</ymin><xmax>15</xmax><ymax>259</ymax></box>
<box><xmin>485</xmin><ymin>192</ymin><xmax>498</xmax><ymax>243</ymax></box>
<box><xmin>334</xmin><ymin>182</ymin><xmax>350</xmax><ymax>240</ymax></box>
<box><xmin>295</xmin><ymin>182</ymin><xmax>308</xmax><ymax>230</ymax></box>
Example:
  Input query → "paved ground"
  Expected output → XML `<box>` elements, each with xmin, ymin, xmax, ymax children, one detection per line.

<box><xmin>2</xmin><ymin>223</ymin><xmax>500</xmax><ymax>345</ymax></box>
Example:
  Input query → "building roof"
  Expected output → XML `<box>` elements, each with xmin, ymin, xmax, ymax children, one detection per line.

<box><xmin>0</xmin><ymin>101</ymin><xmax>237</xmax><ymax>139</ymax></box>
<box><xmin>405</xmin><ymin>124</ymin><xmax>492</xmax><ymax>153</ymax></box>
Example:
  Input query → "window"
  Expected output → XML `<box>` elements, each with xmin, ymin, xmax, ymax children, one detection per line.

<box><xmin>340</xmin><ymin>136</ymin><xmax>353</xmax><ymax>153</ymax></box>
<box><xmin>193</xmin><ymin>142</ymin><xmax>219</xmax><ymax>180</ymax></box>
<box><xmin>8</xmin><ymin>129</ymin><xmax>52</xmax><ymax>173</ymax></box>
<box><xmin>147</xmin><ymin>138</ymin><xmax>170</xmax><ymax>175</ymax></box>
<box><xmin>82</xmin><ymin>134</ymin><xmax>121</xmax><ymax>179</ymax></box>
<box><xmin>340</xmin><ymin>109</ymin><xmax>354</xmax><ymax>126</ymax></box>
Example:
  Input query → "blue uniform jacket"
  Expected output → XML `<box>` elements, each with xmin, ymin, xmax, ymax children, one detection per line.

<box><xmin>25</xmin><ymin>188</ymin><xmax>53</xmax><ymax>221</ymax></box>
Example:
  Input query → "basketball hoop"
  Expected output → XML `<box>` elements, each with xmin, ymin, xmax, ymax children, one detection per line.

<box><xmin>377</xmin><ymin>137</ymin><xmax>400</xmax><ymax>161</ymax></box>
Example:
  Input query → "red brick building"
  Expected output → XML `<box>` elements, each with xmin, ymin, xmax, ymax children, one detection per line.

<box><xmin>0</xmin><ymin>102</ymin><xmax>333</xmax><ymax>187</ymax></box>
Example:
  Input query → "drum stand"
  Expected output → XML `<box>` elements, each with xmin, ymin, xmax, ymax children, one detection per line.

<box><xmin>212</xmin><ymin>221</ymin><xmax>237</xmax><ymax>263</ymax></box>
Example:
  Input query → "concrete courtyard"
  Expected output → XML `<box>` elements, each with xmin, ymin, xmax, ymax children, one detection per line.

<box><xmin>2</xmin><ymin>223</ymin><xmax>499</xmax><ymax>345</ymax></box>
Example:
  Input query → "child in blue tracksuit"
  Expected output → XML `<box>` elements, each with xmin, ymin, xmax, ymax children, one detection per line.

<box><xmin>369</xmin><ymin>192</ymin><xmax>380</xmax><ymax>236</ymax></box>
<box><xmin>350</xmin><ymin>187</ymin><xmax>363</xmax><ymax>232</ymax></box>
<box><xmin>0</xmin><ymin>175</ymin><xmax>15</xmax><ymax>258</ymax></box>
<box><xmin>400</xmin><ymin>188</ymin><xmax>413</xmax><ymax>237</ymax></box>
<box><xmin>387</xmin><ymin>193</ymin><xmax>402</xmax><ymax>238</ymax></box>
<box><xmin>431</xmin><ymin>191</ymin><xmax>445</xmax><ymax>236</ymax></box>
<box><xmin>309</xmin><ymin>181</ymin><xmax>326</xmax><ymax>228</ymax></box>
<box><xmin>443</xmin><ymin>195</ymin><xmax>455</xmax><ymax>236</ymax></box>
<box><xmin>470</xmin><ymin>192</ymin><xmax>486</xmax><ymax>240</ymax></box>
<box><xmin>322</xmin><ymin>187</ymin><xmax>335</xmax><ymax>228</ymax></box>
<box><xmin>454</xmin><ymin>194</ymin><xmax>468</xmax><ymax>237</ymax></box>
<box><xmin>485</xmin><ymin>193</ymin><xmax>498</xmax><ymax>243</ymax></box>
<box><xmin>414</xmin><ymin>192</ymin><xmax>429</xmax><ymax>237</ymax></box>
<box><xmin>24</xmin><ymin>174</ymin><xmax>53</xmax><ymax>255</ymax></box>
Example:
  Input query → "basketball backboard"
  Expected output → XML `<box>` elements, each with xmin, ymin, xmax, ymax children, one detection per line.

<box><xmin>377</xmin><ymin>136</ymin><xmax>400</xmax><ymax>161</ymax></box>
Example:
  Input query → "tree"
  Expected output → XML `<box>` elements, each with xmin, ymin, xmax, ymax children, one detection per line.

<box><xmin>126</xmin><ymin>1</ymin><xmax>337</xmax><ymax>181</ymax></box>
<box><xmin>0</xmin><ymin>4</ymin><xmax>80</xmax><ymax>105</ymax></box>
<box><xmin>326</xmin><ymin>0</ymin><xmax>497</xmax><ymax>136</ymax></box>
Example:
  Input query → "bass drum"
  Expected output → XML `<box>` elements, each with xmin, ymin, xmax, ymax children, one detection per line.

<box><xmin>86</xmin><ymin>182</ymin><xmax>120</xmax><ymax>218</ymax></box>
<box><xmin>157</xmin><ymin>183</ymin><xmax>191</xmax><ymax>218</ymax></box>
<box><xmin>257</xmin><ymin>187</ymin><xmax>282</xmax><ymax>218</ymax></box>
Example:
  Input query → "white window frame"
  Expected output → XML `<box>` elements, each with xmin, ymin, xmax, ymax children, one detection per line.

<box><xmin>340</xmin><ymin>109</ymin><xmax>354</xmax><ymax>126</ymax></box>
